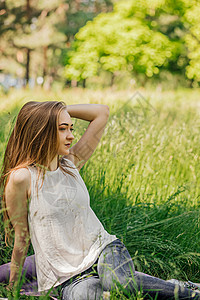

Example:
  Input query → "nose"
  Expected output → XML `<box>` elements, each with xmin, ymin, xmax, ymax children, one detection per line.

<box><xmin>67</xmin><ymin>130</ymin><xmax>74</xmax><ymax>140</ymax></box>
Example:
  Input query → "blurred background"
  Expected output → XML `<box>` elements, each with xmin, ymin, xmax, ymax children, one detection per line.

<box><xmin>1</xmin><ymin>0</ymin><xmax>200</xmax><ymax>92</ymax></box>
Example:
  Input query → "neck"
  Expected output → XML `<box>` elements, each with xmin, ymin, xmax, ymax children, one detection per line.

<box><xmin>49</xmin><ymin>155</ymin><xmax>59</xmax><ymax>171</ymax></box>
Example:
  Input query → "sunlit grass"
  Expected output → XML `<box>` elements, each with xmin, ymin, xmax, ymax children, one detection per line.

<box><xmin>1</xmin><ymin>87</ymin><xmax>200</xmax><ymax>299</ymax></box>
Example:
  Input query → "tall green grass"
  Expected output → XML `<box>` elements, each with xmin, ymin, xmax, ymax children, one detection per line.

<box><xmin>1</xmin><ymin>87</ymin><xmax>200</xmax><ymax>299</ymax></box>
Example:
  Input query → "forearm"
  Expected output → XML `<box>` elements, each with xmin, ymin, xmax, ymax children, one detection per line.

<box><xmin>67</xmin><ymin>104</ymin><xmax>109</xmax><ymax>122</ymax></box>
<box><xmin>9</xmin><ymin>240</ymin><xmax>29</xmax><ymax>286</ymax></box>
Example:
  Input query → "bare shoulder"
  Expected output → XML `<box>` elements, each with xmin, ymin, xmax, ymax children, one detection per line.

<box><xmin>7</xmin><ymin>168</ymin><xmax>31</xmax><ymax>190</ymax></box>
<box><xmin>9</xmin><ymin>168</ymin><xmax>30</xmax><ymax>184</ymax></box>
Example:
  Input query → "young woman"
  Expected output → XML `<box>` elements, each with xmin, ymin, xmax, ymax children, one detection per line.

<box><xmin>0</xmin><ymin>101</ymin><xmax>199</xmax><ymax>300</ymax></box>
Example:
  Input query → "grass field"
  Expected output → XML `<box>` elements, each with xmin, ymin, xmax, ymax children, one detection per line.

<box><xmin>0</xmin><ymin>87</ymin><xmax>200</xmax><ymax>299</ymax></box>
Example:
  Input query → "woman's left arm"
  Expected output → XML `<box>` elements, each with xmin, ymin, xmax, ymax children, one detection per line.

<box><xmin>66</xmin><ymin>104</ymin><xmax>109</xmax><ymax>170</ymax></box>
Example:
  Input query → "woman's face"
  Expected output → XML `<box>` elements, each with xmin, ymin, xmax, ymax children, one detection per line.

<box><xmin>57</xmin><ymin>109</ymin><xmax>74</xmax><ymax>156</ymax></box>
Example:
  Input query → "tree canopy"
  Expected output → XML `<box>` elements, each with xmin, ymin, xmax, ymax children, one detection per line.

<box><xmin>1</xmin><ymin>0</ymin><xmax>112</xmax><ymax>87</ymax></box>
<box><xmin>2</xmin><ymin>0</ymin><xmax>200</xmax><ymax>88</ymax></box>
<box><xmin>64</xmin><ymin>0</ymin><xmax>200</xmax><ymax>86</ymax></box>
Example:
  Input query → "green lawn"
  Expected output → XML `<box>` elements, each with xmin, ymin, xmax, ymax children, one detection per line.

<box><xmin>1</xmin><ymin>87</ymin><xmax>200</xmax><ymax>299</ymax></box>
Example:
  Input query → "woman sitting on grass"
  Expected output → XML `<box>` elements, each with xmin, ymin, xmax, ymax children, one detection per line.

<box><xmin>0</xmin><ymin>101</ymin><xmax>200</xmax><ymax>299</ymax></box>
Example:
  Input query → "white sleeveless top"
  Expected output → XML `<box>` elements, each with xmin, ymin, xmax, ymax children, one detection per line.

<box><xmin>28</xmin><ymin>158</ymin><xmax>117</xmax><ymax>292</ymax></box>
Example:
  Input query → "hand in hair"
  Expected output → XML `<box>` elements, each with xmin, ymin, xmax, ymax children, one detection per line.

<box><xmin>66</xmin><ymin>104</ymin><xmax>109</xmax><ymax>170</ymax></box>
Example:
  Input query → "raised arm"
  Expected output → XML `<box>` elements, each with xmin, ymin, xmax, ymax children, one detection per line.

<box><xmin>66</xmin><ymin>104</ymin><xmax>109</xmax><ymax>170</ymax></box>
<box><xmin>5</xmin><ymin>168</ymin><xmax>31</xmax><ymax>289</ymax></box>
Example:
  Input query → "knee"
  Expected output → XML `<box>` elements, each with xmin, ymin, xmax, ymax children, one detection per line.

<box><xmin>97</xmin><ymin>243</ymin><xmax>136</xmax><ymax>292</ymax></box>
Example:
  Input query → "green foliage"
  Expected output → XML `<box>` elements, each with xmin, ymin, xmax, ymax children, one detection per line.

<box><xmin>3</xmin><ymin>0</ymin><xmax>200</xmax><ymax>87</ymax></box>
<box><xmin>64</xmin><ymin>0</ymin><xmax>200</xmax><ymax>86</ymax></box>
<box><xmin>3</xmin><ymin>0</ymin><xmax>200</xmax><ymax>88</ymax></box>
<box><xmin>184</xmin><ymin>2</ymin><xmax>200</xmax><ymax>81</ymax></box>
<box><xmin>64</xmin><ymin>0</ymin><xmax>184</xmax><ymax>82</ymax></box>
<box><xmin>1</xmin><ymin>0</ymin><xmax>113</xmax><ymax>85</ymax></box>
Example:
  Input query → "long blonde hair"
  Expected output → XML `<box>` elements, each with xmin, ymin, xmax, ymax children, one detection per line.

<box><xmin>1</xmin><ymin>101</ymin><xmax>76</xmax><ymax>245</ymax></box>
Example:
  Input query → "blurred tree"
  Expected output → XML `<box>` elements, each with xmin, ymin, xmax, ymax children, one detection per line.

<box><xmin>61</xmin><ymin>0</ymin><xmax>113</xmax><ymax>87</ymax></box>
<box><xmin>184</xmin><ymin>2</ymin><xmax>200</xmax><ymax>84</ymax></box>
<box><xmin>0</xmin><ymin>0</ymin><xmax>27</xmax><ymax>80</ymax></box>
<box><xmin>2</xmin><ymin>0</ymin><xmax>198</xmax><ymax>88</ymax></box>
<box><xmin>0</xmin><ymin>0</ymin><xmax>113</xmax><ymax>88</ymax></box>
<box><xmin>64</xmin><ymin>0</ymin><xmax>196</xmax><ymax>86</ymax></box>
<box><xmin>0</xmin><ymin>0</ymin><xmax>67</xmax><ymax>86</ymax></box>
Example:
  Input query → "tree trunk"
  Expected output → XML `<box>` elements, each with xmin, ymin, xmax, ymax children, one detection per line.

<box><xmin>189</xmin><ymin>78</ymin><xmax>194</xmax><ymax>88</ymax></box>
<box><xmin>110</xmin><ymin>72</ymin><xmax>115</xmax><ymax>86</ymax></box>
<box><xmin>75</xmin><ymin>0</ymin><xmax>80</xmax><ymax>11</ymax></box>
<box><xmin>25</xmin><ymin>0</ymin><xmax>31</xmax><ymax>86</ymax></box>
<box><xmin>43</xmin><ymin>46</ymin><xmax>48</xmax><ymax>85</ymax></box>
<box><xmin>82</xmin><ymin>78</ymin><xmax>86</xmax><ymax>88</ymax></box>
<box><xmin>94</xmin><ymin>0</ymin><xmax>100</xmax><ymax>13</ymax></box>
<box><xmin>25</xmin><ymin>48</ymin><xmax>30</xmax><ymax>85</ymax></box>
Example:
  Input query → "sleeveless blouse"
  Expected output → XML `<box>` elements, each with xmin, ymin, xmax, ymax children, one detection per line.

<box><xmin>27</xmin><ymin>158</ymin><xmax>117</xmax><ymax>292</ymax></box>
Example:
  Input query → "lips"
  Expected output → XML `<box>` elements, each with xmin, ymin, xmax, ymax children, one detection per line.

<box><xmin>65</xmin><ymin>143</ymin><xmax>71</xmax><ymax>147</ymax></box>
